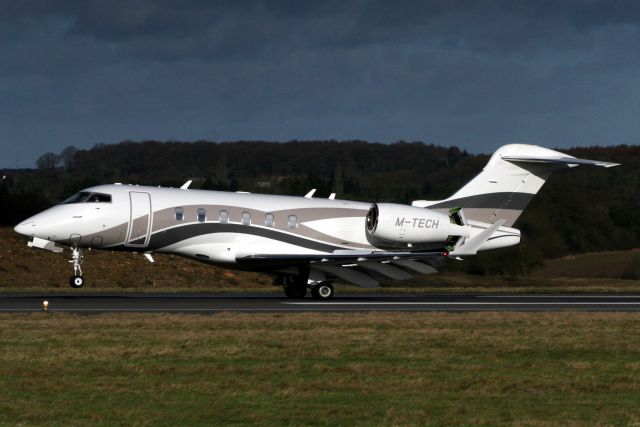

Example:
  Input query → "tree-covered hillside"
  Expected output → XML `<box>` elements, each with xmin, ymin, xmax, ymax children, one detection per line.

<box><xmin>1</xmin><ymin>140</ymin><xmax>637</xmax><ymax>275</ymax></box>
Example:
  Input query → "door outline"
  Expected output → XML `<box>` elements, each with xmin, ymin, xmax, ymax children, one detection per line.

<box><xmin>126</xmin><ymin>192</ymin><xmax>152</xmax><ymax>247</ymax></box>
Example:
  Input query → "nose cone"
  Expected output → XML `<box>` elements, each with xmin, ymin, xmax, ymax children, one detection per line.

<box><xmin>14</xmin><ymin>220</ymin><xmax>36</xmax><ymax>236</ymax></box>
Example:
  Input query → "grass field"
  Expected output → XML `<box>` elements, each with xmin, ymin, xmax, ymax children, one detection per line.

<box><xmin>2</xmin><ymin>312</ymin><xmax>640</xmax><ymax>426</ymax></box>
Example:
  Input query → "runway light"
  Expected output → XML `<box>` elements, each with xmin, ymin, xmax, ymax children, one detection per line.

<box><xmin>42</xmin><ymin>300</ymin><xmax>49</xmax><ymax>311</ymax></box>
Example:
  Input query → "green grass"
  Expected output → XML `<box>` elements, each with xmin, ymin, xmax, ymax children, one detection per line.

<box><xmin>2</xmin><ymin>312</ymin><xmax>640</xmax><ymax>426</ymax></box>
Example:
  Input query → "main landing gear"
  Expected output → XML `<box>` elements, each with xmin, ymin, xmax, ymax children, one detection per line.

<box><xmin>280</xmin><ymin>268</ymin><xmax>334</xmax><ymax>300</ymax></box>
<box><xmin>283</xmin><ymin>279</ymin><xmax>334</xmax><ymax>300</ymax></box>
<box><xmin>68</xmin><ymin>246</ymin><xmax>85</xmax><ymax>288</ymax></box>
<box><xmin>310</xmin><ymin>282</ymin><xmax>334</xmax><ymax>300</ymax></box>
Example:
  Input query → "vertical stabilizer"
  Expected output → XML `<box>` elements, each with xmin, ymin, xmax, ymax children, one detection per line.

<box><xmin>413</xmin><ymin>144</ymin><xmax>618</xmax><ymax>227</ymax></box>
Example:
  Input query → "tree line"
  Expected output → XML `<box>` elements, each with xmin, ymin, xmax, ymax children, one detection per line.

<box><xmin>1</xmin><ymin>140</ymin><xmax>637</xmax><ymax>276</ymax></box>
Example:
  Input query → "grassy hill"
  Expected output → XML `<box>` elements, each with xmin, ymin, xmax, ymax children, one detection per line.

<box><xmin>531</xmin><ymin>250</ymin><xmax>640</xmax><ymax>280</ymax></box>
<box><xmin>0</xmin><ymin>228</ymin><xmax>272</xmax><ymax>291</ymax></box>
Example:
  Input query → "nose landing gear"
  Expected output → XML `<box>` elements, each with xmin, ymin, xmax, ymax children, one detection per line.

<box><xmin>68</xmin><ymin>246</ymin><xmax>85</xmax><ymax>288</ymax></box>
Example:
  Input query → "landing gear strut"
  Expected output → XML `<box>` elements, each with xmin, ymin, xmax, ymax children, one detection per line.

<box><xmin>68</xmin><ymin>246</ymin><xmax>85</xmax><ymax>288</ymax></box>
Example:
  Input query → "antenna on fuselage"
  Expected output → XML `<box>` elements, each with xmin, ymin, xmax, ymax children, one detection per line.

<box><xmin>304</xmin><ymin>189</ymin><xmax>316</xmax><ymax>198</ymax></box>
<box><xmin>180</xmin><ymin>180</ymin><xmax>192</xmax><ymax>190</ymax></box>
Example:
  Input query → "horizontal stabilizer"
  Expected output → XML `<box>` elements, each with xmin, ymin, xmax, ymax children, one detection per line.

<box><xmin>312</xmin><ymin>265</ymin><xmax>379</xmax><ymax>288</ymax></box>
<box><xmin>450</xmin><ymin>220</ymin><xmax>505</xmax><ymax>256</ymax></box>
<box><xmin>502</xmin><ymin>155</ymin><xmax>619</xmax><ymax>168</ymax></box>
<box><xmin>358</xmin><ymin>261</ymin><xmax>413</xmax><ymax>280</ymax></box>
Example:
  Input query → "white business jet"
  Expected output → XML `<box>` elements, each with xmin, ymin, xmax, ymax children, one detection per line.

<box><xmin>14</xmin><ymin>144</ymin><xmax>618</xmax><ymax>299</ymax></box>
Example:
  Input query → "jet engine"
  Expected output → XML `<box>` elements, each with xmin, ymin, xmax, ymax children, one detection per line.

<box><xmin>365</xmin><ymin>203</ymin><xmax>471</xmax><ymax>248</ymax></box>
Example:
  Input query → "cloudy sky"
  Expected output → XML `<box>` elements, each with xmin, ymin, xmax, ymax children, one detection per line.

<box><xmin>1</xmin><ymin>0</ymin><xmax>639</xmax><ymax>168</ymax></box>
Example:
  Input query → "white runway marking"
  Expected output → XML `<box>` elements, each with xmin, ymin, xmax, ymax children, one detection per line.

<box><xmin>284</xmin><ymin>301</ymin><xmax>640</xmax><ymax>305</ymax></box>
<box><xmin>0</xmin><ymin>308</ymin><xmax>331</xmax><ymax>312</ymax></box>
<box><xmin>482</xmin><ymin>295</ymin><xmax>640</xmax><ymax>298</ymax></box>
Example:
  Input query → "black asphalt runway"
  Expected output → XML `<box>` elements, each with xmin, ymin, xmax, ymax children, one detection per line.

<box><xmin>2</xmin><ymin>293</ymin><xmax>640</xmax><ymax>313</ymax></box>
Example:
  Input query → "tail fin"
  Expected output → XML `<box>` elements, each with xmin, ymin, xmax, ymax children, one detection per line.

<box><xmin>413</xmin><ymin>144</ymin><xmax>618</xmax><ymax>227</ymax></box>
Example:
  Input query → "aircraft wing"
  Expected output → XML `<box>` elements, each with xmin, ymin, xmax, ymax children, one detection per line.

<box><xmin>236</xmin><ymin>250</ymin><xmax>448</xmax><ymax>288</ymax></box>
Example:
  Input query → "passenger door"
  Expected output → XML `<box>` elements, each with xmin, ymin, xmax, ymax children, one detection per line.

<box><xmin>126</xmin><ymin>192</ymin><xmax>152</xmax><ymax>247</ymax></box>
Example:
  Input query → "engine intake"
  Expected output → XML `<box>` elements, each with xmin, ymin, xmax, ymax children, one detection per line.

<box><xmin>365</xmin><ymin>203</ymin><xmax>470</xmax><ymax>248</ymax></box>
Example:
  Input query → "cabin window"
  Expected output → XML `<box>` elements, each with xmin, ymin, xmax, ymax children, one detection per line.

<box><xmin>175</xmin><ymin>207</ymin><xmax>184</xmax><ymax>221</ymax></box>
<box><xmin>197</xmin><ymin>208</ymin><xmax>206</xmax><ymax>223</ymax></box>
<box><xmin>219</xmin><ymin>210</ymin><xmax>229</xmax><ymax>224</ymax></box>
<box><xmin>288</xmin><ymin>214</ymin><xmax>298</xmax><ymax>229</ymax></box>
<box><xmin>242</xmin><ymin>211</ymin><xmax>251</xmax><ymax>226</ymax></box>
<box><xmin>265</xmin><ymin>213</ymin><xmax>275</xmax><ymax>227</ymax></box>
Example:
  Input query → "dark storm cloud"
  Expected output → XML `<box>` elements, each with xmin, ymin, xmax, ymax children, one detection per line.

<box><xmin>1</xmin><ymin>0</ymin><xmax>640</xmax><ymax>168</ymax></box>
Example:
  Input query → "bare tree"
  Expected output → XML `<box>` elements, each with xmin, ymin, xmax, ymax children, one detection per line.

<box><xmin>36</xmin><ymin>152</ymin><xmax>60</xmax><ymax>169</ymax></box>
<box><xmin>59</xmin><ymin>146</ymin><xmax>78</xmax><ymax>169</ymax></box>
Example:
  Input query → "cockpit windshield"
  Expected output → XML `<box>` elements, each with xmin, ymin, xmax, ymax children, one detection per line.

<box><xmin>61</xmin><ymin>192</ymin><xmax>112</xmax><ymax>204</ymax></box>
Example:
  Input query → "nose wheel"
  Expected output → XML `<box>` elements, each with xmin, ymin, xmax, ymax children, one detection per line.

<box><xmin>69</xmin><ymin>275</ymin><xmax>85</xmax><ymax>288</ymax></box>
<box><xmin>68</xmin><ymin>246</ymin><xmax>85</xmax><ymax>288</ymax></box>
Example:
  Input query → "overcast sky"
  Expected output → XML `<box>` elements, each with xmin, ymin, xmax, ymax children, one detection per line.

<box><xmin>1</xmin><ymin>0</ymin><xmax>639</xmax><ymax>168</ymax></box>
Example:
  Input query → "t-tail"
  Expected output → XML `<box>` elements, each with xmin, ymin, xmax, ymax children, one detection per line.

<box><xmin>413</xmin><ymin>144</ymin><xmax>619</xmax><ymax>227</ymax></box>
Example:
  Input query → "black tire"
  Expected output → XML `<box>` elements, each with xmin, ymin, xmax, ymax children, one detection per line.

<box><xmin>312</xmin><ymin>282</ymin><xmax>334</xmax><ymax>300</ymax></box>
<box><xmin>283</xmin><ymin>275</ymin><xmax>307</xmax><ymax>299</ymax></box>
<box><xmin>284</xmin><ymin>284</ymin><xmax>307</xmax><ymax>299</ymax></box>
<box><xmin>284</xmin><ymin>285</ymin><xmax>295</xmax><ymax>298</ymax></box>
<box><xmin>69</xmin><ymin>275</ymin><xmax>85</xmax><ymax>288</ymax></box>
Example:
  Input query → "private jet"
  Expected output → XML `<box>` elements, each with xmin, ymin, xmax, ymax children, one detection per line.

<box><xmin>14</xmin><ymin>144</ymin><xmax>618</xmax><ymax>299</ymax></box>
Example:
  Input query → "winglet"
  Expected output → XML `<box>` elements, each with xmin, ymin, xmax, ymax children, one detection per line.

<box><xmin>304</xmin><ymin>189</ymin><xmax>316</xmax><ymax>198</ymax></box>
<box><xmin>450</xmin><ymin>220</ymin><xmax>505</xmax><ymax>256</ymax></box>
<box><xmin>180</xmin><ymin>180</ymin><xmax>192</xmax><ymax>190</ymax></box>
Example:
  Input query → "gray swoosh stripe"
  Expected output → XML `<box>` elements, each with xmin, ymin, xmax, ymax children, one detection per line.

<box><xmin>145</xmin><ymin>223</ymin><xmax>341</xmax><ymax>252</ymax></box>
<box><xmin>428</xmin><ymin>192</ymin><xmax>535</xmax><ymax>210</ymax></box>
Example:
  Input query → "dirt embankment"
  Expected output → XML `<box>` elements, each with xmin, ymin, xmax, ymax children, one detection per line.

<box><xmin>4</xmin><ymin>227</ymin><xmax>640</xmax><ymax>293</ymax></box>
<box><xmin>0</xmin><ymin>228</ymin><xmax>272</xmax><ymax>290</ymax></box>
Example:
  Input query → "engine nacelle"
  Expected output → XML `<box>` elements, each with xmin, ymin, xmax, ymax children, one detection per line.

<box><xmin>365</xmin><ymin>203</ymin><xmax>471</xmax><ymax>247</ymax></box>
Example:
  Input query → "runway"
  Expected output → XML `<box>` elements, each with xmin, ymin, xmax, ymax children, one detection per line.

<box><xmin>2</xmin><ymin>293</ymin><xmax>640</xmax><ymax>313</ymax></box>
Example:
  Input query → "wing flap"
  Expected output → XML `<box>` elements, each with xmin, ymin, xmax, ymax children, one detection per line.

<box><xmin>358</xmin><ymin>261</ymin><xmax>413</xmax><ymax>280</ymax></box>
<box><xmin>391</xmin><ymin>259</ymin><xmax>438</xmax><ymax>274</ymax></box>
<box><xmin>312</xmin><ymin>265</ymin><xmax>379</xmax><ymax>288</ymax></box>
